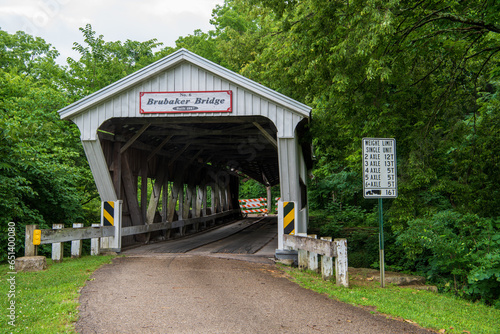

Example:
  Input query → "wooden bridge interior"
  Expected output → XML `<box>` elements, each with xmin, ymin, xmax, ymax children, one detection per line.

<box><xmin>97</xmin><ymin>116</ymin><xmax>280</xmax><ymax>245</ymax></box>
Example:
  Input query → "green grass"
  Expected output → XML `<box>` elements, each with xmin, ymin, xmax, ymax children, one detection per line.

<box><xmin>280</xmin><ymin>265</ymin><xmax>500</xmax><ymax>334</ymax></box>
<box><xmin>0</xmin><ymin>255</ymin><xmax>115</xmax><ymax>334</ymax></box>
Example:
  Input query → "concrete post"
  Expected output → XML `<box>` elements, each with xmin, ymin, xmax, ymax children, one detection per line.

<box><xmin>320</xmin><ymin>237</ymin><xmax>333</xmax><ymax>280</ymax></box>
<box><xmin>297</xmin><ymin>232</ymin><xmax>308</xmax><ymax>270</ymax></box>
<box><xmin>71</xmin><ymin>223</ymin><xmax>83</xmax><ymax>258</ymax></box>
<box><xmin>334</xmin><ymin>238</ymin><xmax>349</xmax><ymax>287</ymax></box>
<box><xmin>308</xmin><ymin>234</ymin><xmax>319</xmax><ymax>272</ymax></box>
<box><xmin>91</xmin><ymin>223</ymin><xmax>100</xmax><ymax>255</ymax></box>
<box><xmin>52</xmin><ymin>224</ymin><xmax>64</xmax><ymax>262</ymax></box>
<box><xmin>25</xmin><ymin>224</ymin><xmax>39</xmax><ymax>257</ymax></box>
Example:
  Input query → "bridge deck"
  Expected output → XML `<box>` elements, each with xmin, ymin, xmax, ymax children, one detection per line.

<box><xmin>122</xmin><ymin>217</ymin><xmax>277</xmax><ymax>256</ymax></box>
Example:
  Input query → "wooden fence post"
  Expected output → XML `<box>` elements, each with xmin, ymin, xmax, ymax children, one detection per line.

<box><xmin>52</xmin><ymin>224</ymin><xmax>64</xmax><ymax>262</ymax></box>
<box><xmin>320</xmin><ymin>237</ymin><xmax>333</xmax><ymax>280</ymax></box>
<box><xmin>71</xmin><ymin>223</ymin><xmax>83</xmax><ymax>258</ymax></box>
<box><xmin>91</xmin><ymin>223</ymin><xmax>100</xmax><ymax>255</ymax></box>
<box><xmin>25</xmin><ymin>224</ymin><xmax>38</xmax><ymax>257</ymax></box>
<box><xmin>334</xmin><ymin>238</ymin><xmax>349</xmax><ymax>287</ymax></box>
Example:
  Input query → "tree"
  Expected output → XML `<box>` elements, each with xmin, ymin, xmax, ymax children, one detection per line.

<box><xmin>0</xmin><ymin>29</ymin><xmax>66</xmax><ymax>87</ymax></box>
<box><xmin>67</xmin><ymin>24</ymin><xmax>166</xmax><ymax>97</ymax></box>
<box><xmin>211</xmin><ymin>0</ymin><xmax>500</xmax><ymax>303</ymax></box>
<box><xmin>0</xmin><ymin>29</ymin><xmax>99</xmax><ymax>260</ymax></box>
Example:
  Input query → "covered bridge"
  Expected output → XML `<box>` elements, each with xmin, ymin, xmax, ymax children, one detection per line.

<box><xmin>58</xmin><ymin>48</ymin><xmax>312</xmax><ymax>255</ymax></box>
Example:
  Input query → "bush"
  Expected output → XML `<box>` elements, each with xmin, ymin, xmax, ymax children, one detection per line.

<box><xmin>395</xmin><ymin>210</ymin><xmax>500</xmax><ymax>307</ymax></box>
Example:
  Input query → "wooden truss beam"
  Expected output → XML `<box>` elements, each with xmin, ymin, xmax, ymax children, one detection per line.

<box><xmin>120</xmin><ymin>123</ymin><xmax>151</xmax><ymax>154</ymax></box>
<box><xmin>253</xmin><ymin>122</ymin><xmax>277</xmax><ymax>149</ymax></box>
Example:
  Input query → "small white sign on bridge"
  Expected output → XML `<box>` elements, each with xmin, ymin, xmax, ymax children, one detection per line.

<box><xmin>362</xmin><ymin>138</ymin><xmax>397</xmax><ymax>198</ymax></box>
<box><xmin>140</xmin><ymin>90</ymin><xmax>232</xmax><ymax>114</ymax></box>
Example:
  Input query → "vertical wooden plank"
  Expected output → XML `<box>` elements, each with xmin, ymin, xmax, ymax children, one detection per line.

<box><xmin>141</xmin><ymin>156</ymin><xmax>148</xmax><ymax>225</ymax></box>
<box><xmin>121</xmin><ymin>152</ymin><xmax>143</xmax><ymax>226</ymax></box>
<box><xmin>230</xmin><ymin>175</ymin><xmax>240</xmax><ymax>211</ymax></box>
<box><xmin>174</xmin><ymin>66</ymin><xmax>182</xmax><ymax>91</ymax></box>
<box><xmin>210</xmin><ymin>185</ymin><xmax>215</xmax><ymax>215</ymax></box>
<box><xmin>145</xmin><ymin>168</ymin><xmax>165</xmax><ymax>243</ymax></box>
<box><xmin>191</xmin><ymin>184</ymin><xmax>198</xmax><ymax>218</ymax></box>
<box><xmin>266</xmin><ymin>186</ymin><xmax>272</xmax><ymax>214</ymax></box>
<box><xmin>334</xmin><ymin>238</ymin><xmax>349</xmax><ymax>287</ymax></box>
<box><xmin>219</xmin><ymin>179</ymin><xmax>225</xmax><ymax>212</ymax></box>
<box><xmin>178</xmin><ymin>185</ymin><xmax>185</xmax><ymax>236</ymax></box>
<box><xmin>91</xmin><ymin>223</ymin><xmax>100</xmax><ymax>256</ymax></box>
<box><xmin>223</xmin><ymin>186</ymin><xmax>229</xmax><ymax>211</ymax></box>
<box><xmin>202</xmin><ymin>184</ymin><xmax>207</xmax><ymax>217</ymax></box>
<box><xmin>52</xmin><ymin>224</ymin><xmax>64</xmax><ymax>263</ymax></box>
<box><xmin>206</xmin><ymin>72</ymin><xmax>214</xmax><ymax>91</ymax></box>
<box><xmin>253</xmin><ymin>94</ymin><xmax>260</xmax><ymax>116</ymax></box>
<box><xmin>189</xmin><ymin>184</ymin><xmax>198</xmax><ymax>231</ymax></box>
<box><xmin>213</xmin><ymin>183</ymin><xmax>220</xmax><ymax>214</ymax></box>
<box><xmin>163</xmin><ymin>180</ymin><xmax>171</xmax><ymax>239</ymax></box>
<box><xmin>71</xmin><ymin>223</ymin><xmax>83</xmax><ymax>258</ymax></box>
<box><xmin>196</xmin><ymin>185</ymin><xmax>203</xmax><ymax>218</ymax></box>
<box><xmin>178</xmin><ymin>185</ymin><xmax>184</xmax><ymax>220</ymax></box>
<box><xmin>184</xmin><ymin>184</ymin><xmax>193</xmax><ymax>220</ymax></box>
<box><xmin>199</xmin><ymin>68</ymin><xmax>206</xmax><ymax>91</ymax></box>
<box><xmin>146</xmin><ymin>169</ymin><xmax>165</xmax><ymax>224</ymax></box>
<box><xmin>167</xmin><ymin>178</ymin><xmax>181</xmax><ymax>223</ymax></box>
<box><xmin>162</xmin><ymin>178</ymin><xmax>168</xmax><ymax>223</ymax></box>
<box><xmin>226</xmin><ymin>178</ymin><xmax>233</xmax><ymax>211</ymax></box>
<box><xmin>112</xmin><ymin>139</ymin><xmax>122</xmax><ymax>197</ymax></box>
<box><xmin>25</xmin><ymin>225</ymin><xmax>38</xmax><ymax>257</ymax></box>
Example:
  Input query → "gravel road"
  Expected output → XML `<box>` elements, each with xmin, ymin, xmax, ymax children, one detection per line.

<box><xmin>76</xmin><ymin>254</ymin><xmax>434</xmax><ymax>333</ymax></box>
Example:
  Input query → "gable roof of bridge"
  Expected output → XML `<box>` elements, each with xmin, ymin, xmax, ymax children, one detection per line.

<box><xmin>58</xmin><ymin>48</ymin><xmax>311</xmax><ymax>130</ymax></box>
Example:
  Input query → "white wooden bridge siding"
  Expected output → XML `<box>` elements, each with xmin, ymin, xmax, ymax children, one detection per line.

<box><xmin>71</xmin><ymin>62</ymin><xmax>304</xmax><ymax>141</ymax></box>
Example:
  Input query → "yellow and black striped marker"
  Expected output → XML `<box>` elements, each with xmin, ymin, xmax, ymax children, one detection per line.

<box><xmin>283</xmin><ymin>201</ymin><xmax>295</xmax><ymax>235</ymax></box>
<box><xmin>103</xmin><ymin>201</ymin><xmax>115</xmax><ymax>226</ymax></box>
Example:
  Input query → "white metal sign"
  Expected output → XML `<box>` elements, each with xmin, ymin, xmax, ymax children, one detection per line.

<box><xmin>362</xmin><ymin>138</ymin><xmax>397</xmax><ymax>198</ymax></box>
<box><xmin>140</xmin><ymin>90</ymin><xmax>232</xmax><ymax>114</ymax></box>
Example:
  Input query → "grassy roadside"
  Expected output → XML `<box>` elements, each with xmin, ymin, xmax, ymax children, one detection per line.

<box><xmin>0</xmin><ymin>255</ymin><xmax>115</xmax><ymax>334</ymax></box>
<box><xmin>279</xmin><ymin>265</ymin><xmax>500</xmax><ymax>334</ymax></box>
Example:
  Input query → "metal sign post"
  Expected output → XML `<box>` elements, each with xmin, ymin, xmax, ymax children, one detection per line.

<box><xmin>362</xmin><ymin>138</ymin><xmax>397</xmax><ymax>288</ymax></box>
<box><xmin>378</xmin><ymin>198</ymin><xmax>385</xmax><ymax>288</ymax></box>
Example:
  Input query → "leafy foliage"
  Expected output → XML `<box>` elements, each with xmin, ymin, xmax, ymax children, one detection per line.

<box><xmin>66</xmin><ymin>24</ymin><xmax>168</xmax><ymax>97</ymax></box>
<box><xmin>397</xmin><ymin>211</ymin><xmax>500</xmax><ymax>306</ymax></box>
<box><xmin>0</xmin><ymin>26</ymin><xmax>168</xmax><ymax>260</ymax></box>
<box><xmin>208</xmin><ymin>0</ymin><xmax>500</xmax><ymax>305</ymax></box>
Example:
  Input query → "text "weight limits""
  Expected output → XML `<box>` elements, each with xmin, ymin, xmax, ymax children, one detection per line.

<box><xmin>362</xmin><ymin>138</ymin><xmax>397</xmax><ymax>198</ymax></box>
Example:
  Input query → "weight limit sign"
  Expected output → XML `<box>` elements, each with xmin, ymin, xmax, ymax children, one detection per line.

<box><xmin>362</xmin><ymin>138</ymin><xmax>397</xmax><ymax>198</ymax></box>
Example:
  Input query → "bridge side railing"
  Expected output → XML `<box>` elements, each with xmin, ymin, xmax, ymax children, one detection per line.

<box><xmin>283</xmin><ymin>234</ymin><xmax>349</xmax><ymax>287</ymax></box>
<box><xmin>24</xmin><ymin>209</ymin><xmax>239</xmax><ymax>261</ymax></box>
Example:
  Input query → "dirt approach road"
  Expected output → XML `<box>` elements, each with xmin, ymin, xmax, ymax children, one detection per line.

<box><xmin>76</xmin><ymin>219</ymin><xmax>433</xmax><ymax>333</ymax></box>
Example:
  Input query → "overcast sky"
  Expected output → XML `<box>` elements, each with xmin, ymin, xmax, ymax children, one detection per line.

<box><xmin>0</xmin><ymin>0</ymin><xmax>224</xmax><ymax>65</ymax></box>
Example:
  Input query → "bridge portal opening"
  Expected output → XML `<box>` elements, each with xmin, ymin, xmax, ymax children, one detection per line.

<box><xmin>97</xmin><ymin>116</ymin><xmax>279</xmax><ymax>246</ymax></box>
